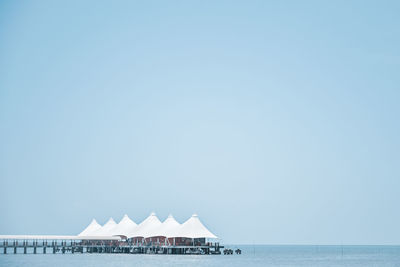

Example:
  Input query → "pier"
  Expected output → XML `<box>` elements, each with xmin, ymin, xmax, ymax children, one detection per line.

<box><xmin>0</xmin><ymin>213</ymin><xmax>226</xmax><ymax>255</ymax></box>
<box><xmin>0</xmin><ymin>235</ymin><xmax>223</xmax><ymax>255</ymax></box>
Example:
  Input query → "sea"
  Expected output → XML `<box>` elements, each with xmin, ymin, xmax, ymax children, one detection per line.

<box><xmin>0</xmin><ymin>245</ymin><xmax>399</xmax><ymax>267</ymax></box>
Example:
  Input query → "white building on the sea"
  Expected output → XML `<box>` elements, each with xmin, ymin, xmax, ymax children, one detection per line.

<box><xmin>79</xmin><ymin>212</ymin><xmax>218</xmax><ymax>246</ymax></box>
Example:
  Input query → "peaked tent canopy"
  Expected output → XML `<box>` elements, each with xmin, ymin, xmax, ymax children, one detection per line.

<box><xmin>108</xmin><ymin>214</ymin><xmax>137</xmax><ymax>236</ymax></box>
<box><xmin>148</xmin><ymin>214</ymin><xmax>181</xmax><ymax>238</ymax></box>
<box><xmin>127</xmin><ymin>212</ymin><xmax>162</xmax><ymax>238</ymax></box>
<box><xmin>176</xmin><ymin>214</ymin><xmax>218</xmax><ymax>239</ymax></box>
<box><xmin>78</xmin><ymin>219</ymin><xmax>102</xmax><ymax>236</ymax></box>
<box><xmin>91</xmin><ymin>218</ymin><xmax>117</xmax><ymax>236</ymax></box>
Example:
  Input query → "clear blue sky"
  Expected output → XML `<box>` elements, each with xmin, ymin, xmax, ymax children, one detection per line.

<box><xmin>0</xmin><ymin>0</ymin><xmax>399</xmax><ymax>245</ymax></box>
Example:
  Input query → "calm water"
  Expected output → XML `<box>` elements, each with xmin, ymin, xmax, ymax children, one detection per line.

<box><xmin>1</xmin><ymin>245</ymin><xmax>400</xmax><ymax>267</ymax></box>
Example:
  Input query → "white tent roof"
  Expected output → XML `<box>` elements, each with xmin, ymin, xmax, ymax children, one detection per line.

<box><xmin>127</xmin><ymin>212</ymin><xmax>162</xmax><ymax>238</ymax></box>
<box><xmin>107</xmin><ymin>214</ymin><xmax>137</xmax><ymax>236</ymax></box>
<box><xmin>78</xmin><ymin>213</ymin><xmax>218</xmax><ymax>239</ymax></box>
<box><xmin>91</xmin><ymin>218</ymin><xmax>117</xmax><ymax>236</ymax></box>
<box><xmin>176</xmin><ymin>214</ymin><xmax>218</xmax><ymax>239</ymax></box>
<box><xmin>78</xmin><ymin>219</ymin><xmax>102</xmax><ymax>236</ymax></box>
<box><xmin>148</xmin><ymin>214</ymin><xmax>181</xmax><ymax>237</ymax></box>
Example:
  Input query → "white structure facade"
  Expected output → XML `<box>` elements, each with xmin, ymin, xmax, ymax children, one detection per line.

<box><xmin>79</xmin><ymin>213</ymin><xmax>218</xmax><ymax>240</ymax></box>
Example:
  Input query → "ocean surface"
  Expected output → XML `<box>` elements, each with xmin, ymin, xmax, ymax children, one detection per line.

<box><xmin>1</xmin><ymin>245</ymin><xmax>399</xmax><ymax>267</ymax></box>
